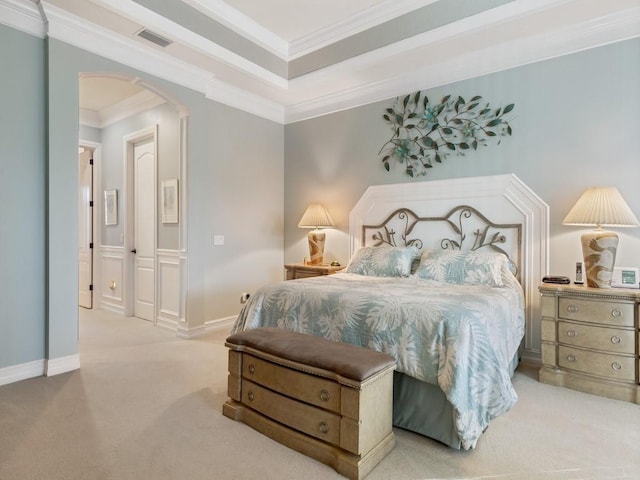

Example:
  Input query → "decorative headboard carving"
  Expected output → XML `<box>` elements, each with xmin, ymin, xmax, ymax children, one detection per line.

<box><xmin>362</xmin><ymin>205</ymin><xmax>522</xmax><ymax>279</ymax></box>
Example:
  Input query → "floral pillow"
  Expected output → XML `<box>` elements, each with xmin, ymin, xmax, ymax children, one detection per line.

<box><xmin>345</xmin><ymin>245</ymin><xmax>417</xmax><ymax>277</ymax></box>
<box><xmin>413</xmin><ymin>249</ymin><xmax>509</xmax><ymax>286</ymax></box>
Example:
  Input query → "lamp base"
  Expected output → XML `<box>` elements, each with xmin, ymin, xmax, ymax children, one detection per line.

<box><xmin>307</xmin><ymin>230</ymin><xmax>326</xmax><ymax>265</ymax></box>
<box><xmin>581</xmin><ymin>230</ymin><xmax>618</xmax><ymax>288</ymax></box>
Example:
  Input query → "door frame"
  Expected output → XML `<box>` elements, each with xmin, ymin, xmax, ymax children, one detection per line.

<box><xmin>78</xmin><ymin>139</ymin><xmax>102</xmax><ymax>310</ymax></box>
<box><xmin>123</xmin><ymin>125</ymin><xmax>158</xmax><ymax>322</ymax></box>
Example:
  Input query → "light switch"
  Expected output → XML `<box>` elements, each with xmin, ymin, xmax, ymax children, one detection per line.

<box><xmin>214</xmin><ymin>235</ymin><xmax>225</xmax><ymax>246</ymax></box>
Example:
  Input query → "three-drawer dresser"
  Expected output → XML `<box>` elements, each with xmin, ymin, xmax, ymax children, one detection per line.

<box><xmin>539</xmin><ymin>284</ymin><xmax>640</xmax><ymax>404</ymax></box>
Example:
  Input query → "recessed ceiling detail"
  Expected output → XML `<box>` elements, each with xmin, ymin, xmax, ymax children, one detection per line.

<box><xmin>3</xmin><ymin>0</ymin><xmax>639</xmax><ymax>124</ymax></box>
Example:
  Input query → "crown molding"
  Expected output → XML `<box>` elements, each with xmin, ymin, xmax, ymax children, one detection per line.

<box><xmin>283</xmin><ymin>1</ymin><xmax>640</xmax><ymax>123</ymax></box>
<box><xmin>287</xmin><ymin>0</ymin><xmax>439</xmax><ymax>60</ymax></box>
<box><xmin>86</xmin><ymin>0</ymin><xmax>287</xmax><ymax>89</ymax></box>
<box><xmin>0</xmin><ymin>0</ymin><xmax>46</xmax><ymax>37</ymax></box>
<box><xmin>80</xmin><ymin>89</ymin><xmax>167</xmax><ymax>129</ymax></box>
<box><xmin>2</xmin><ymin>0</ymin><xmax>639</xmax><ymax>126</ymax></box>
<box><xmin>181</xmin><ymin>0</ymin><xmax>289</xmax><ymax>59</ymax></box>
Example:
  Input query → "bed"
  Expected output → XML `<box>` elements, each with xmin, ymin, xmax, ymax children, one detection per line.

<box><xmin>231</xmin><ymin>174</ymin><xmax>549</xmax><ymax>450</ymax></box>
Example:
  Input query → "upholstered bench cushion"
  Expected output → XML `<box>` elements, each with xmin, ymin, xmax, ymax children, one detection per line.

<box><xmin>226</xmin><ymin>327</ymin><xmax>395</xmax><ymax>382</ymax></box>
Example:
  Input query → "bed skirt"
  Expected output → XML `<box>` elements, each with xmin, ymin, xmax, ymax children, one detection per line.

<box><xmin>392</xmin><ymin>353</ymin><xmax>520</xmax><ymax>449</ymax></box>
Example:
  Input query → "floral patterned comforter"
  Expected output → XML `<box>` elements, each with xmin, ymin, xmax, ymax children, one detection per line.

<box><xmin>232</xmin><ymin>272</ymin><xmax>525</xmax><ymax>449</ymax></box>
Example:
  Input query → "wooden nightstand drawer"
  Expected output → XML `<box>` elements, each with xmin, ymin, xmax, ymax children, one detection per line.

<box><xmin>558</xmin><ymin>321</ymin><xmax>635</xmax><ymax>354</ymax></box>
<box><xmin>558</xmin><ymin>297</ymin><xmax>634</xmax><ymax>327</ymax></box>
<box><xmin>242</xmin><ymin>354</ymin><xmax>341</xmax><ymax>413</ymax></box>
<box><xmin>558</xmin><ymin>346</ymin><xmax>635</xmax><ymax>382</ymax></box>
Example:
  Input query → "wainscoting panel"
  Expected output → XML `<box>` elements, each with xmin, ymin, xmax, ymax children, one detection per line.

<box><xmin>100</xmin><ymin>246</ymin><xmax>124</xmax><ymax>314</ymax></box>
<box><xmin>157</xmin><ymin>249</ymin><xmax>180</xmax><ymax>330</ymax></box>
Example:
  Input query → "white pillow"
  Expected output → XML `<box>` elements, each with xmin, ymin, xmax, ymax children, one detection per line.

<box><xmin>413</xmin><ymin>249</ymin><xmax>508</xmax><ymax>286</ymax></box>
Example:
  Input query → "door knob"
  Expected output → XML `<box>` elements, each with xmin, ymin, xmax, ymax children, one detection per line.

<box><xmin>131</xmin><ymin>249</ymin><xmax>137</xmax><ymax>254</ymax></box>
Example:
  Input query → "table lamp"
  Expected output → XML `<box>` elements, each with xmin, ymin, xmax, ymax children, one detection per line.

<box><xmin>298</xmin><ymin>203</ymin><xmax>334</xmax><ymax>265</ymax></box>
<box><xmin>562</xmin><ymin>187</ymin><xmax>639</xmax><ymax>288</ymax></box>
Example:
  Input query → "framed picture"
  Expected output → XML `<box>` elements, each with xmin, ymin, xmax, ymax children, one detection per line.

<box><xmin>104</xmin><ymin>189</ymin><xmax>118</xmax><ymax>226</ymax></box>
<box><xmin>161</xmin><ymin>178</ymin><xmax>179</xmax><ymax>224</ymax></box>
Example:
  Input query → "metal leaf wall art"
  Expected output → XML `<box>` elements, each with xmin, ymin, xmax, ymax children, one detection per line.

<box><xmin>379</xmin><ymin>91</ymin><xmax>515</xmax><ymax>177</ymax></box>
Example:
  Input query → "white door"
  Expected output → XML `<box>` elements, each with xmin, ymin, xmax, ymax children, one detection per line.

<box><xmin>78</xmin><ymin>148</ymin><xmax>93</xmax><ymax>309</ymax></box>
<box><xmin>133</xmin><ymin>139</ymin><xmax>156</xmax><ymax>321</ymax></box>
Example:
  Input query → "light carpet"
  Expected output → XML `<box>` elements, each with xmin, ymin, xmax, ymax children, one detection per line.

<box><xmin>0</xmin><ymin>309</ymin><xmax>638</xmax><ymax>480</ymax></box>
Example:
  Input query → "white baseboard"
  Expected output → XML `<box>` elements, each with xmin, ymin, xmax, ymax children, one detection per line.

<box><xmin>205</xmin><ymin>315</ymin><xmax>236</xmax><ymax>333</ymax></box>
<box><xmin>45</xmin><ymin>354</ymin><xmax>80</xmax><ymax>377</ymax></box>
<box><xmin>0</xmin><ymin>359</ymin><xmax>45</xmax><ymax>386</ymax></box>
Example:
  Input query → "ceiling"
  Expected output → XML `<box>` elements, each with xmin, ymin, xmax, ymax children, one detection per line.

<box><xmin>4</xmin><ymin>0</ymin><xmax>639</xmax><ymax>123</ymax></box>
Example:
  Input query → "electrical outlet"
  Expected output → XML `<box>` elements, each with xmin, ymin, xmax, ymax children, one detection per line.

<box><xmin>240</xmin><ymin>292</ymin><xmax>250</xmax><ymax>304</ymax></box>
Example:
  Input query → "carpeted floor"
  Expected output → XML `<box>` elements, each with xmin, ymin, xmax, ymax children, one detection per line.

<box><xmin>0</xmin><ymin>309</ymin><xmax>638</xmax><ymax>480</ymax></box>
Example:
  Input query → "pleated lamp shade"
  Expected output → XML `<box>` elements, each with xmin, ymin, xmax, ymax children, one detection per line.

<box><xmin>298</xmin><ymin>204</ymin><xmax>334</xmax><ymax>265</ymax></box>
<box><xmin>563</xmin><ymin>187</ymin><xmax>639</xmax><ymax>288</ymax></box>
<box><xmin>562</xmin><ymin>187</ymin><xmax>639</xmax><ymax>228</ymax></box>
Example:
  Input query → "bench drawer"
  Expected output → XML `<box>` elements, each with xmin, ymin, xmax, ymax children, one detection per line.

<box><xmin>242</xmin><ymin>379</ymin><xmax>341</xmax><ymax>445</ymax></box>
<box><xmin>242</xmin><ymin>353</ymin><xmax>341</xmax><ymax>413</ymax></box>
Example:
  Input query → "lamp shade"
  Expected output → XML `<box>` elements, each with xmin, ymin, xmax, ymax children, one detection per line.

<box><xmin>563</xmin><ymin>187</ymin><xmax>638</xmax><ymax>288</ymax></box>
<box><xmin>298</xmin><ymin>203</ymin><xmax>335</xmax><ymax>229</ymax></box>
<box><xmin>562</xmin><ymin>187</ymin><xmax>639</xmax><ymax>227</ymax></box>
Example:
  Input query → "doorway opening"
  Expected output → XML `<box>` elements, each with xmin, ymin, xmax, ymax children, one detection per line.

<box><xmin>78</xmin><ymin>72</ymin><xmax>188</xmax><ymax>331</ymax></box>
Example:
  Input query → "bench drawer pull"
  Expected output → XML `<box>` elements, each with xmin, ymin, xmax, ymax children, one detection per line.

<box><xmin>248</xmin><ymin>364</ymin><xmax>256</xmax><ymax>375</ymax></box>
<box><xmin>319</xmin><ymin>389</ymin><xmax>330</xmax><ymax>402</ymax></box>
<box><xmin>247</xmin><ymin>391</ymin><xmax>255</xmax><ymax>402</ymax></box>
<box><xmin>319</xmin><ymin>421</ymin><xmax>330</xmax><ymax>434</ymax></box>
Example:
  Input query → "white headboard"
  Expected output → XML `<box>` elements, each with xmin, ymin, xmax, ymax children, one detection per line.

<box><xmin>349</xmin><ymin>174</ymin><xmax>549</xmax><ymax>356</ymax></box>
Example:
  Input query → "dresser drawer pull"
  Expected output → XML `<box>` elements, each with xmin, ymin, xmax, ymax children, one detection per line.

<box><xmin>566</xmin><ymin>304</ymin><xmax>579</xmax><ymax>313</ymax></box>
<box><xmin>247</xmin><ymin>391</ymin><xmax>255</xmax><ymax>402</ymax></box>
<box><xmin>610</xmin><ymin>309</ymin><xmax>622</xmax><ymax>318</ymax></box>
<box><xmin>318</xmin><ymin>422</ymin><xmax>330</xmax><ymax>434</ymax></box>
<box><xmin>319</xmin><ymin>389</ymin><xmax>331</xmax><ymax>402</ymax></box>
<box><xmin>566</xmin><ymin>329</ymin><xmax>577</xmax><ymax>337</ymax></box>
<box><xmin>610</xmin><ymin>335</ymin><xmax>622</xmax><ymax>344</ymax></box>
<box><xmin>566</xmin><ymin>354</ymin><xmax>577</xmax><ymax>362</ymax></box>
<box><xmin>611</xmin><ymin>362</ymin><xmax>622</xmax><ymax>371</ymax></box>
<box><xmin>248</xmin><ymin>364</ymin><xmax>256</xmax><ymax>375</ymax></box>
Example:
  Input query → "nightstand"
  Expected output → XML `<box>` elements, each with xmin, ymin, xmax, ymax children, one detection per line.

<box><xmin>539</xmin><ymin>283</ymin><xmax>640</xmax><ymax>404</ymax></box>
<box><xmin>284</xmin><ymin>263</ymin><xmax>344</xmax><ymax>280</ymax></box>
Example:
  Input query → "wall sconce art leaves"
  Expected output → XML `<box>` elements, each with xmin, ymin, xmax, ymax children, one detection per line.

<box><xmin>379</xmin><ymin>91</ymin><xmax>515</xmax><ymax>177</ymax></box>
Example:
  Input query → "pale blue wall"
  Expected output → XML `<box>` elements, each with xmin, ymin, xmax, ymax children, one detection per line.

<box><xmin>0</xmin><ymin>24</ymin><xmax>284</xmax><ymax>373</ymax></box>
<box><xmin>0</xmin><ymin>26</ymin><xmax>46</xmax><ymax>368</ymax></box>
<box><xmin>99</xmin><ymin>102</ymin><xmax>181</xmax><ymax>250</ymax></box>
<box><xmin>284</xmin><ymin>38</ymin><xmax>640</xmax><ymax>284</ymax></box>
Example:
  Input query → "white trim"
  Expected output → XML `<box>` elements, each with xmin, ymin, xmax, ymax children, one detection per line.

<box><xmin>284</xmin><ymin>1</ymin><xmax>640</xmax><ymax>123</ymax></box>
<box><xmin>4</xmin><ymin>0</ymin><xmax>638</xmax><ymax>125</ymax></box>
<box><xmin>288</xmin><ymin>0</ymin><xmax>439</xmax><ymax>60</ymax></box>
<box><xmin>176</xmin><ymin>323</ymin><xmax>207</xmax><ymax>339</ymax></box>
<box><xmin>43</xmin><ymin>3</ymin><xmax>217</xmax><ymax>98</ymax></box>
<box><xmin>205</xmin><ymin>315</ymin><xmax>236</xmax><ymax>332</ymax></box>
<box><xmin>45</xmin><ymin>354</ymin><xmax>80</xmax><ymax>376</ymax></box>
<box><xmin>82</xmin><ymin>90</ymin><xmax>166</xmax><ymax>129</ymax></box>
<box><xmin>182</xmin><ymin>0</ymin><xmax>289</xmax><ymax>59</ymax></box>
<box><xmin>0</xmin><ymin>359</ymin><xmax>45</xmax><ymax>386</ymax></box>
<box><xmin>81</xmin><ymin>0</ymin><xmax>287</xmax><ymax>88</ymax></box>
<box><xmin>0</xmin><ymin>0</ymin><xmax>45</xmax><ymax>38</ymax></box>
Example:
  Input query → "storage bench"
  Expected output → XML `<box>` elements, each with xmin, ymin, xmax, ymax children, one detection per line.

<box><xmin>222</xmin><ymin>327</ymin><xmax>396</xmax><ymax>480</ymax></box>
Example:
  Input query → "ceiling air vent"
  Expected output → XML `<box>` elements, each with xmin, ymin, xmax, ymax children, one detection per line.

<box><xmin>137</xmin><ymin>29</ymin><xmax>172</xmax><ymax>48</ymax></box>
